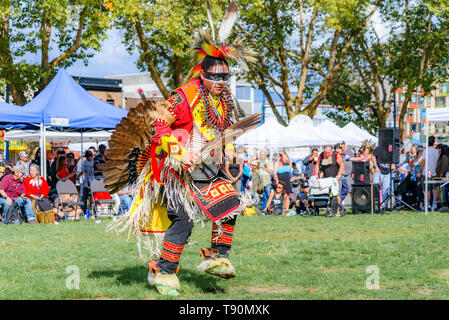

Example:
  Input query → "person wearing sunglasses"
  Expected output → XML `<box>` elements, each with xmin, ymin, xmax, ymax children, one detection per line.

<box><xmin>106</xmin><ymin>2</ymin><xmax>259</xmax><ymax>297</ymax></box>
<box><xmin>263</xmin><ymin>181</ymin><xmax>290</xmax><ymax>216</ymax></box>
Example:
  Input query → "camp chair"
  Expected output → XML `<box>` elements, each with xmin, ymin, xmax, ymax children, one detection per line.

<box><xmin>90</xmin><ymin>178</ymin><xmax>116</xmax><ymax>218</ymax></box>
<box><xmin>56</xmin><ymin>180</ymin><xmax>84</xmax><ymax>221</ymax></box>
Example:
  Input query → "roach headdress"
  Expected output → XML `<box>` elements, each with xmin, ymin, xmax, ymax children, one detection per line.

<box><xmin>187</xmin><ymin>1</ymin><xmax>257</xmax><ymax>80</ymax></box>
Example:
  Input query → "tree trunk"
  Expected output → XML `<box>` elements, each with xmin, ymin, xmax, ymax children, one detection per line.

<box><xmin>134</xmin><ymin>18</ymin><xmax>170</xmax><ymax>99</ymax></box>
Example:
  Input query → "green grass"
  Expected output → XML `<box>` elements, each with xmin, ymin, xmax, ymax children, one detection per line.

<box><xmin>1</xmin><ymin>211</ymin><xmax>448</xmax><ymax>300</ymax></box>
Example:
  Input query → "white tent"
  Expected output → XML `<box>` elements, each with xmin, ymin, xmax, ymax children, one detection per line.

<box><xmin>423</xmin><ymin>107</ymin><xmax>449</xmax><ymax>215</ymax></box>
<box><xmin>284</xmin><ymin>121</ymin><xmax>335</xmax><ymax>146</ymax></box>
<box><xmin>317</xmin><ymin>120</ymin><xmax>361</xmax><ymax>146</ymax></box>
<box><xmin>342</xmin><ymin>122</ymin><xmax>378</xmax><ymax>144</ymax></box>
<box><xmin>4</xmin><ymin>129</ymin><xmax>112</xmax><ymax>143</ymax></box>
<box><xmin>234</xmin><ymin>118</ymin><xmax>292</xmax><ymax>147</ymax></box>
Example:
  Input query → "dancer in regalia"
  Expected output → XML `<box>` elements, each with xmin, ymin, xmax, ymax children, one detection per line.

<box><xmin>104</xmin><ymin>2</ymin><xmax>259</xmax><ymax>296</ymax></box>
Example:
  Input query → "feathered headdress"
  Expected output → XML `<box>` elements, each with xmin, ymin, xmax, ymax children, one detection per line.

<box><xmin>359</xmin><ymin>139</ymin><xmax>376</xmax><ymax>154</ymax></box>
<box><xmin>187</xmin><ymin>1</ymin><xmax>257</xmax><ymax>80</ymax></box>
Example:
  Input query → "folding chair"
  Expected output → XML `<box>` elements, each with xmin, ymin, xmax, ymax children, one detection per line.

<box><xmin>56</xmin><ymin>180</ymin><xmax>84</xmax><ymax>221</ymax></box>
<box><xmin>90</xmin><ymin>178</ymin><xmax>116</xmax><ymax>218</ymax></box>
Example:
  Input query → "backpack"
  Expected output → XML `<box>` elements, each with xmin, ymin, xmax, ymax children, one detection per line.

<box><xmin>3</xmin><ymin>203</ymin><xmax>27</xmax><ymax>224</ymax></box>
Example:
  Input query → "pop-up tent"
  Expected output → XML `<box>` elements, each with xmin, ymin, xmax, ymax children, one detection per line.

<box><xmin>234</xmin><ymin>118</ymin><xmax>293</xmax><ymax>148</ymax></box>
<box><xmin>343</xmin><ymin>122</ymin><xmax>378</xmax><ymax>144</ymax></box>
<box><xmin>22</xmin><ymin>69</ymin><xmax>127</xmax><ymax>128</ymax></box>
<box><xmin>423</xmin><ymin>107</ymin><xmax>449</xmax><ymax>215</ymax></box>
<box><xmin>317</xmin><ymin>120</ymin><xmax>361</xmax><ymax>146</ymax></box>
<box><xmin>0</xmin><ymin>101</ymin><xmax>41</xmax><ymax>126</ymax></box>
<box><xmin>4</xmin><ymin>129</ymin><xmax>112</xmax><ymax>143</ymax></box>
<box><xmin>12</xmin><ymin>69</ymin><xmax>127</xmax><ymax>177</ymax></box>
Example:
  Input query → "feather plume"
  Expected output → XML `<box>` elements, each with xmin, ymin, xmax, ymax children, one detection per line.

<box><xmin>218</xmin><ymin>2</ymin><xmax>238</xmax><ymax>42</ymax></box>
<box><xmin>206</xmin><ymin>1</ymin><xmax>216</xmax><ymax>42</ymax></box>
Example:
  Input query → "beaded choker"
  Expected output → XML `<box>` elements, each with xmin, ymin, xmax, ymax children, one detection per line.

<box><xmin>199</xmin><ymin>83</ymin><xmax>234</xmax><ymax>132</ymax></box>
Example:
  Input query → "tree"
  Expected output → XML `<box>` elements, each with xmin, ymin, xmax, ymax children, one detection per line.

<box><xmin>0</xmin><ymin>0</ymin><xmax>113</xmax><ymax>105</ymax></box>
<box><xmin>235</xmin><ymin>0</ymin><xmax>383</xmax><ymax>126</ymax></box>
<box><xmin>325</xmin><ymin>0</ymin><xmax>449</xmax><ymax>137</ymax></box>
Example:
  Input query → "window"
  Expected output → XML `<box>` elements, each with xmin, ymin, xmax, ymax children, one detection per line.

<box><xmin>408</xmin><ymin>110</ymin><xmax>414</xmax><ymax>118</ymax></box>
<box><xmin>411</xmin><ymin>95</ymin><xmax>417</xmax><ymax>103</ymax></box>
<box><xmin>106</xmin><ymin>99</ymin><xmax>115</xmax><ymax>105</ymax></box>
<box><xmin>399</xmin><ymin>93</ymin><xmax>405</xmax><ymax>102</ymax></box>
<box><xmin>440</xmin><ymin>82</ymin><xmax>449</xmax><ymax>93</ymax></box>
<box><xmin>411</xmin><ymin>124</ymin><xmax>417</xmax><ymax>131</ymax></box>
<box><xmin>436</xmin><ymin>97</ymin><xmax>446</xmax><ymax>107</ymax></box>
<box><xmin>236</xmin><ymin>86</ymin><xmax>251</xmax><ymax>100</ymax></box>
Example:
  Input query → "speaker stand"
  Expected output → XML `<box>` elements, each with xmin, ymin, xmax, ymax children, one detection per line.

<box><xmin>380</xmin><ymin>164</ymin><xmax>418</xmax><ymax>213</ymax></box>
<box><xmin>380</xmin><ymin>193</ymin><xmax>418</xmax><ymax>213</ymax></box>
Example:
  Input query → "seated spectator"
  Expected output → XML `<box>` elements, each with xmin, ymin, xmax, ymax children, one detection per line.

<box><xmin>16</xmin><ymin>151</ymin><xmax>31</xmax><ymax>178</ymax></box>
<box><xmin>117</xmin><ymin>186</ymin><xmax>134</xmax><ymax>215</ymax></box>
<box><xmin>56</xmin><ymin>155</ymin><xmax>76</xmax><ymax>183</ymax></box>
<box><xmin>295</xmin><ymin>180</ymin><xmax>310</xmax><ymax>215</ymax></box>
<box><xmin>0</xmin><ymin>165</ymin><xmax>37</xmax><ymax>224</ymax></box>
<box><xmin>263</xmin><ymin>181</ymin><xmax>290</xmax><ymax>216</ymax></box>
<box><xmin>49</xmin><ymin>148</ymin><xmax>66</xmax><ymax>192</ymax></box>
<box><xmin>66</xmin><ymin>153</ymin><xmax>77</xmax><ymax>183</ymax></box>
<box><xmin>24</xmin><ymin>164</ymin><xmax>50</xmax><ymax>201</ymax></box>
<box><xmin>23</xmin><ymin>164</ymin><xmax>55</xmax><ymax>221</ymax></box>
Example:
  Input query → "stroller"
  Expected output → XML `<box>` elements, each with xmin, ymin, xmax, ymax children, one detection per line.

<box><xmin>306</xmin><ymin>176</ymin><xmax>341</xmax><ymax>216</ymax></box>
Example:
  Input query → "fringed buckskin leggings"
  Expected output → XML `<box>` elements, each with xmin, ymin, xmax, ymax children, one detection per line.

<box><xmin>156</xmin><ymin>202</ymin><xmax>237</xmax><ymax>274</ymax></box>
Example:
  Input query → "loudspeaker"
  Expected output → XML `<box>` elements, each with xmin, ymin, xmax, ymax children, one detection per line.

<box><xmin>378</xmin><ymin>128</ymin><xmax>400</xmax><ymax>164</ymax></box>
<box><xmin>352</xmin><ymin>161</ymin><xmax>371</xmax><ymax>185</ymax></box>
<box><xmin>351</xmin><ymin>184</ymin><xmax>381</xmax><ymax>214</ymax></box>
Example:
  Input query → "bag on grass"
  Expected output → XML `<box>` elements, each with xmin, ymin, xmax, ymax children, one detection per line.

<box><xmin>32</xmin><ymin>198</ymin><xmax>55</xmax><ymax>224</ymax></box>
<box><xmin>3</xmin><ymin>203</ymin><xmax>27</xmax><ymax>224</ymax></box>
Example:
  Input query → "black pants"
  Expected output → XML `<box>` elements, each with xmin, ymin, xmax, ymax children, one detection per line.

<box><xmin>157</xmin><ymin>203</ymin><xmax>237</xmax><ymax>274</ymax></box>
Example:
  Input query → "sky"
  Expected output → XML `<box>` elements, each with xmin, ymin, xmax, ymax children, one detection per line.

<box><xmin>67</xmin><ymin>29</ymin><xmax>140</xmax><ymax>78</ymax></box>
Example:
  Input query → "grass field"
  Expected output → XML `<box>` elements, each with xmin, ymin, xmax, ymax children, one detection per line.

<box><xmin>1</xmin><ymin>211</ymin><xmax>448</xmax><ymax>300</ymax></box>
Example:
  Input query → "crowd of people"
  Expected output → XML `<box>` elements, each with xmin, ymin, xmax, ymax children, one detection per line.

<box><xmin>0</xmin><ymin>144</ymin><xmax>130</xmax><ymax>224</ymax></box>
<box><xmin>226</xmin><ymin>135</ymin><xmax>449</xmax><ymax>217</ymax></box>
<box><xmin>1</xmin><ymin>135</ymin><xmax>445</xmax><ymax>224</ymax></box>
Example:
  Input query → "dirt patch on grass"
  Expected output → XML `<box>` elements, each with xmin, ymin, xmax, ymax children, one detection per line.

<box><xmin>246</xmin><ymin>286</ymin><xmax>291</xmax><ymax>293</ymax></box>
<box><xmin>321</xmin><ymin>267</ymin><xmax>358</xmax><ymax>274</ymax></box>
<box><xmin>437</xmin><ymin>269</ymin><xmax>449</xmax><ymax>279</ymax></box>
<box><xmin>417</xmin><ymin>288</ymin><xmax>433</xmax><ymax>295</ymax></box>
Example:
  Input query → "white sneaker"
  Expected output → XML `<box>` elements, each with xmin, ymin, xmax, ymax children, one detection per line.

<box><xmin>431</xmin><ymin>203</ymin><xmax>437</xmax><ymax>211</ymax></box>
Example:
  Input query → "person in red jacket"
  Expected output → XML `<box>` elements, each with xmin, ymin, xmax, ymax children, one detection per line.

<box><xmin>23</xmin><ymin>164</ymin><xmax>50</xmax><ymax>201</ymax></box>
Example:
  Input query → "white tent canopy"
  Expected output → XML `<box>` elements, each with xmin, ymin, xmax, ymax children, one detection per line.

<box><xmin>4</xmin><ymin>129</ymin><xmax>112</xmax><ymax>143</ymax></box>
<box><xmin>235</xmin><ymin>116</ymin><xmax>379</xmax><ymax>148</ymax></box>
<box><xmin>426</xmin><ymin>107</ymin><xmax>449</xmax><ymax>122</ymax></box>
<box><xmin>234</xmin><ymin>118</ymin><xmax>293</xmax><ymax>147</ymax></box>
<box><xmin>317</xmin><ymin>120</ymin><xmax>362</xmax><ymax>146</ymax></box>
<box><xmin>342</xmin><ymin>122</ymin><xmax>378</xmax><ymax>144</ymax></box>
<box><xmin>423</xmin><ymin>107</ymin><xmax>449</xmax><ymax>215</ymax></box>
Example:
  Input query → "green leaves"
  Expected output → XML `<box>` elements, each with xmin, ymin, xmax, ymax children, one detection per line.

<box><xmin>0</xmin><ymin>0</ymin><xmax>113</xmax><ymax>104</ymax></box>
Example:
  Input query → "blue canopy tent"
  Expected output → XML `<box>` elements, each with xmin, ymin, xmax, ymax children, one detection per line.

<box><xmin>11</xmin><ymin>69</ymin><xmax>128</xmax><ymax>177</ymax></box>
